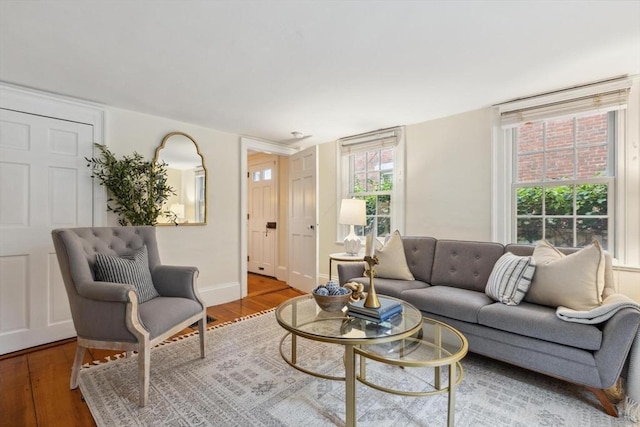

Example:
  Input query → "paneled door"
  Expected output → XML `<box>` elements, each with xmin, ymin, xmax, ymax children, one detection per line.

<box><xmin>288</xmin><ymin>146</ymin><xmax>317</xmax><ymax>293</ymax></box>
<box><xmin>0</xmin><ymin>109</ymin><xmax>94</xmax><ymax>354</ymax></box>
<box><xmin>248</xmin><ymin>157</ymin><xmax>278</xmax><ymax>277</ymax></box>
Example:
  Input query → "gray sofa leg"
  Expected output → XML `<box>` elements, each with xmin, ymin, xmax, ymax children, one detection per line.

<box><xmin>586</xmin><ymin>386</ymin><xmax>618</xmax><ymax>417</ymax></box>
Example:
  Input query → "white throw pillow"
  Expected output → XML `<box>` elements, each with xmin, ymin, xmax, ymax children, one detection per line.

<box><xmin>364</xmin><ymin>230</ymin><xmax>415</xmax><ymax>280</ymax></box>
<box><xmin>485</xmin><ymin>252</ymin><xmax>536</xmax><ymax>305</ymax></box>
<box><xmin>524</xmin><ymin>240</ymin><xmax>605</xmax><ymax>310</ymax></box>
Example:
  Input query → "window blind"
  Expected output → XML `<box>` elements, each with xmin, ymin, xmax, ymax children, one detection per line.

<box><xmin>498</xmin><ymin>78</ymin><xmax>631</xmax><ymax>128</ymax></box>
<box><xmin>339</xmin><ymin>127</ymin><xmax>400</xmax><ymax>155</ymax></box>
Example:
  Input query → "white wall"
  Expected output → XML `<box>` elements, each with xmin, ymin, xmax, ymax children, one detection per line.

<box><xmin>106</xmin><ymin>107</ymin><xmax>242</xmax><ymax>306</ymax></box>
<box><xmin>405</xmin><ymin>108</ymin><xmax>493</xmax><ymax>240</ymax></box>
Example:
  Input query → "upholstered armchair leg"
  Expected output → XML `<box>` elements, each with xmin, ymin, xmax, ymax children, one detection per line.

<box><xmin>138</xmin><ymin>340</ymin><xmax>150</xmax><ymax>407</ymax></box>
<box><xmin>70</xmin><ymin>344</ymin><xmax>86</xmax><ymax>389</ymax></box>
<box><xmin>199</xmin><ymin>313</ymin><xmax>206</xmax><ymax>358</ymax></box>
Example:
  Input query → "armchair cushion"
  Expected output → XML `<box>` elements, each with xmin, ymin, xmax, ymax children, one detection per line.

<box><xmin>95</xmin><ymin>245</ymin><xmax>159</xmax><ymax>303</ymax></box>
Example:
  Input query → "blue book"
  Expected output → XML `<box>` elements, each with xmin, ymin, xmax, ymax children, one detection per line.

<box><xmin>348</xmin><ymin>297</ymin><xmax>402</xmax><ymax>318</ymax></box>
<box><xmin>348</xmin><ymin>308</ymin><xmax>402</xmax><ymax>323</ymax></box>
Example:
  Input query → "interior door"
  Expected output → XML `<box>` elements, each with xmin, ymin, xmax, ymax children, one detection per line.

<box><xmin>288</xmin><ymin>145</ymin><xmax>318</xmax><ymax>293</ymax></box>
<box><xmin>0</xmin><ymin>109</ymin><xmax>94</xmax><ymax>354</ymax></box>
<box><xmin>248</xmin><ymin>157</ymin><xmax>277</xmax><ymax>277</ymax></box>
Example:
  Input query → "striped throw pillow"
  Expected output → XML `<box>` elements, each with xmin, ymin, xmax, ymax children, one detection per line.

<box><xmin>95</xmin><ymin>245</ymin><xmax>159</xmax><ymax>303</ymax></box>
<box><xmin>485</xmin><ymin>252</ymin><xmax>536</xmax><ymax>305</ymax></box>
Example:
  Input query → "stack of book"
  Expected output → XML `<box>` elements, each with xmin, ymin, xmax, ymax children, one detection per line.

<box><xmin>348</xmin><ymin>297</ymin><xmax>402</xmax><ymax>322</ymax></box>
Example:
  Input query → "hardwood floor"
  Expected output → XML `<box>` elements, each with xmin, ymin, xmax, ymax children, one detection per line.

<box><xmin>0</xmin><ymin>276</ymin><xmax>303</xmax><ymax>427</ymax></box>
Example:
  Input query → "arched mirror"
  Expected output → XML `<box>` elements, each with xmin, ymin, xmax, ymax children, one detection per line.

<box><xmin>154</xmin><ymin>132</ymin><xmax>207</xmax><ymax>226</ymax></box>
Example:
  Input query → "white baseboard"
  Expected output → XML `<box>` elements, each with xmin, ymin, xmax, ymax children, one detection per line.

<box><xmin>276</xmin><ymin>266</ymin><xmax>288</xmax><ymax>283</ymax></box>
<box><xmin>198</xmin><ymin>282</ymin><xmax>242</xmax><ymax>307</ymax></box>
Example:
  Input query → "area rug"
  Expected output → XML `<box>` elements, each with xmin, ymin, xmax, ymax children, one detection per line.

<box><xmin>79</xmin><ymin>310</ymin><xmax>635</xmax><ymax>427</ymax></box>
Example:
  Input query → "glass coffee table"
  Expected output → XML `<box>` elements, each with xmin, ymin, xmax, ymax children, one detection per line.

<box><xmin>275</xmin><ymin>294</ymin><xmax>468</xmax><ymax>427</ymax></box>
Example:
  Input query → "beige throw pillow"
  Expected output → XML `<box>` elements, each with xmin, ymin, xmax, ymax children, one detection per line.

<box><xmin>364</xmin><ymin>230</ymin><xmax>415</xmax><ymax>280</ymax></box>
<box><xmin>525</xmin><ymin>240</ymin><xmax>605</xmax><ymax>310</ymax></box>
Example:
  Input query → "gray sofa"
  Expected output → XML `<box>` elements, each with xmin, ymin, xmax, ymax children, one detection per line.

<box><xmin>338</xmin><ymin>236</ymin><xmax>640</xmax><ymax>417</ymax></box>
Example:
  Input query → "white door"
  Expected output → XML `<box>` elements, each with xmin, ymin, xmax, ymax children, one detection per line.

<box><xmin>248</xmin><ymin>157</ymin><xmax>277</xmax><ymax>277</ymax></box>
<box><xmin>288</xmin><ymin>146</ymin><xmax>318</xmax><ymax>293</ymax></box>
<box><xmin>0</xmin><ymin>109</ymin><xmax>94</xmax><ymax>355</ymax></box>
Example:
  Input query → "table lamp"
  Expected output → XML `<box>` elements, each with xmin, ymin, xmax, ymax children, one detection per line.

<box><xmin>339</xmin><ymin>198</ymin><xmax>366</xmax><ymax>255</ymax></box>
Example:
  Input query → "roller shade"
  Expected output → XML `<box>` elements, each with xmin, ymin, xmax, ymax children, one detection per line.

<box><xmin>339</xmin><ymin>127</ymin><xmax>400</xmax><ymax>155</ymax></box>
<box><xmin>498</xmin><ymin>78</ymin><xmax>631</xmax><ymax>128</ymax></box>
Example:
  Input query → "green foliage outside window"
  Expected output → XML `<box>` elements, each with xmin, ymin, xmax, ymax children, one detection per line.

<box><xmin>516</xmin><ymin>183</ymin><xmax>608</xmax><ymax>247</ymax></box>
<box><xmin>352</xmin><ymin>174</ymin><xmax>393</xmax><ymax>236</ymax></box>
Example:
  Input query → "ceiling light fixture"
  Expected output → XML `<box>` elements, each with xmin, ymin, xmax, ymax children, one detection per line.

<box><xmin>291</xmin><ymin>131</ymin><xmax>304</xmax><ymax>139</ymax></box>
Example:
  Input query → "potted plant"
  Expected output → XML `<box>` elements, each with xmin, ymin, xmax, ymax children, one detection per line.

<box><xmin>86</xmin><ymin>144</ymin><xmax>175</xmax><ymax>226</ymax></box>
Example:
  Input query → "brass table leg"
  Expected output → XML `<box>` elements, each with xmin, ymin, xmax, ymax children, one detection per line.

<box><xmin>447</xmin><ymin>362</ymin><xmax>457</xmax><ymax>427</ymax></box>
<box><xmin>345</xmin><ymin>344</ymin><xmax>356</xmax><ymax>427</ymax></box>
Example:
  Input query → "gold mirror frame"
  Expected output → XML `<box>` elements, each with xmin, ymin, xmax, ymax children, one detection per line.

<box><xmin>154</xmin><ymin>132</ymin><xmax>207</xmax><ymax>226</ymax></box>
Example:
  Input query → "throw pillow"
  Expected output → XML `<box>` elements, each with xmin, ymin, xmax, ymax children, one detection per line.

<box><xmin>524</xmin><ymin>240</ymin><xmax>605</xmax><ymax>311</ymax></box>
<box><xmin>485</xmin><ymin>252</ymin><xmax>536</xmax><ymax>305</ymax></box>
<box><xmin>95</xmin><ymin>245</ymin><xmax>159</xmax><ymax>303</ymax></box>
<box><xmin>364</xmin><ymin>230</ymin><xmax>415</xmax><ymax>280</ymax></box>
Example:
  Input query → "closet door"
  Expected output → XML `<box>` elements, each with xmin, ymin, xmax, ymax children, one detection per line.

<box><xmin>0</xmin><ymin>109</ymin><xmax>94</xmax><ymax>354</ymax></box>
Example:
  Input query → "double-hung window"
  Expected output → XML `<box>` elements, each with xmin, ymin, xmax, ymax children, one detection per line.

<box><xmin>337</xmin><ymin>127</ymin><xmax>405</xmax><ymax>242</ymax></box>
<box><xmin>494</xmin><ymin>78</ymin><xmax>632</xmax><ymax>256</ymax></box>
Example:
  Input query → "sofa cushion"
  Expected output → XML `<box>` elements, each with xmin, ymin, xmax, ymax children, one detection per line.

<box><xmin>401</xmin><ymin>236</ymin><xmax>437</xmax><ymax>283</ymax></box>
<box><xmin>348</xmin><ymin>277</ymin><xmax>428</xmax><ymax>299</ymax></box>
<box><xmin>365</xmin><ymin>230</ymin><xmax>414</xmax><ymax>280</ymax></box>
<box><xmin>95</xmin><ymin>245</ymin><xmax>159</xmax><ymax>303</ymax></box>
<box><xmin>402</xmin><ymin>286</ymin><xmax>493</xmax><ymax>323</ymax></box>
<box><xmin>477</xmin><ymin>301</ymin><xmax>602</xmax><ymax>351</ymax></box>
<box><xmin>431</xmin><ymin>240</ymin><xmax>505</xmax><ymax>292</ymax></box>
<box><xmin>525</xmin><ymin>240</ymin><xmax>605</xmax><ymax>311</ymax></box>
<box><xmin>485</xmin><ymin>252</ymin><xmax>536</xmax><ymax>305</ymax></box>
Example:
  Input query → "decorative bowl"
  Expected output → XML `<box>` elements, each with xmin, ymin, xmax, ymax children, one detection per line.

<box><xmin>312</xmin><ymin>290</ymin><xmax>352</xmax><ymax>312</ymax></box>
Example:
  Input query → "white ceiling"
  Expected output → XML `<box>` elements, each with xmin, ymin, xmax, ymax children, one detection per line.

<box><xmin>1</xmin><ymin>1</ymin><xmax>639</xmax><ymax>146</ymax></box>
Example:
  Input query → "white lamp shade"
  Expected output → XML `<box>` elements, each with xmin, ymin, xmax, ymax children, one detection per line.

<box><xmin>339</xmin><ymin>199</ymin><xmax>366</xmax><ymax>226</ymax></box>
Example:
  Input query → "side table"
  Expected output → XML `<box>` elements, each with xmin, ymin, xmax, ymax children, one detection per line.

<box><xmin>329</xmin><ymin>252</ymin><xmax>364</xmax><ymax>281</ymax></box>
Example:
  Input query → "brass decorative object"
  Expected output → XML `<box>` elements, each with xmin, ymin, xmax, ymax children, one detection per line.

<box><xmin>343</xmin><ymin>282</ymin><xmax>364</xmax><ymax>301</ymax></box>
<box><xmin>363</xmin><ymin>255</ymin><xmax>381</xmax><ymax>308</ymax></box>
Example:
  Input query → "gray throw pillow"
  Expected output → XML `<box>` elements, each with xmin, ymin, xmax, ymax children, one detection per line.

<box><xmin>95</xmin><ymin>245</ymin><xmax>159</xmax><ymax>303</ymax></box>
<box><xmin>485</xmin><ymin>252</ymin><xmax>536</xmax><ymax>305</ymax></box>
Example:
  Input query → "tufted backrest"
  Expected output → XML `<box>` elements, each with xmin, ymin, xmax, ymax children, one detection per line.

<box><xmin>52</xmin><ymin>227</ymin><xmax>161</xmax><ymax>294</ymax></box>
<box><xmin>401</xmin><ymin>236</ymin><xmax>437</xmax><ymax>283</ymax></box>
<box><xmin>431</xmin><ymin>240</ymin><xmax>505</xmax><ymax>292</ymax></box>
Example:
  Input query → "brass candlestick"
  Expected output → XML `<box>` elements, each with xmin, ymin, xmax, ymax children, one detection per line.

<box><xmin>363</xmin><ymin>255</ymin><xmax>381</xmax><ymax>308</ymax></box>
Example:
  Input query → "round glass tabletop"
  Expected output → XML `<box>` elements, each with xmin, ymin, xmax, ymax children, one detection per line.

<box><xmin>275</xmin><ymin>294</ymin><xmax>423</xmax><ymax>345</ymax></box>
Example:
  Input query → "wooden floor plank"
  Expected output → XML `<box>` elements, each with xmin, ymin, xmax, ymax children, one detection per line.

<box><xmin>0</xmin><ymin>355</ymin><xmax>37</xmax><ymax>427</ymax></box>
<box><xmin>1</xmin><ymin>277</ymin><xmax>304</xmax><ymax>427</ymax></box>
<box><xmin>28</xmin><ymin>345</ymin><xmax>96</xmax><ymax>427</ymax></box>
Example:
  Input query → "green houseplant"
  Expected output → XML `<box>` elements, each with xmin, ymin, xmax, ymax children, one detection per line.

<box><xmin>86</xmin><ymin>144</ymin><xmax>175</xmax><ymax>226</ymax></box>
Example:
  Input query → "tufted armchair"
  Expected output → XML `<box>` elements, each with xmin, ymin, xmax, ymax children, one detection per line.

<box><xmin>51</xmin><ymin>226</ymin><xmax>206</xmax><ymax>407</ymax></box>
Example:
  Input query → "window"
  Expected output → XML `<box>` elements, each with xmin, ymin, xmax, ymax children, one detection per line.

<box><xmin>493</xmin><ymin>77</ymin><xmax>635</xmax><ymax>262</ymax></box>
<box><xmin>338</xmin><ymin>127</ymin><xmax>405</xmax><ymax>241</ymax></box>
<box><xmin>512</xmin><ymin>112</ymin><xmax>614</xmax><ymax>249</ymax></box>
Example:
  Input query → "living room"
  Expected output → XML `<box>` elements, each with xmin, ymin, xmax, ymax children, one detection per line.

<box><xmin>1</xmin><ymin>1</ymin><xmax>640</xmax><ymax>426</ymax></box>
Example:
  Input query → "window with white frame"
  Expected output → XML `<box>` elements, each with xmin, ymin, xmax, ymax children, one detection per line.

<box><xmin>495</xmin><ymin>78</ymin><xmax>631</xmax><ymax>256</ymax></box>
<box><xmin>511</xmin><ymin>112</ymin><xmax>615</xmax><ymax>249</ymax></box>
<box><xmin>338</xmin><ymin>127</ymin><xmax>405</xmax><ymax>241</ymax></box>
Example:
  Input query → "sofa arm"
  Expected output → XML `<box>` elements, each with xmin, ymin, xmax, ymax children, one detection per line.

<box><xmin>152</xmin><ymin>265</ymin><xmax>201</xmax><ymax>302</ymax></box>
<box><xmin>594</xmin><ymin>307</ymin><xmax>640</xmax><ymax>388</ymax></box>
<box><xmin>337</xmin><ymin>262</ymin><xmax>366</xmax><ymax>286</ymax></box>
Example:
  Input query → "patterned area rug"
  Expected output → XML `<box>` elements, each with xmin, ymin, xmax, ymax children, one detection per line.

<box><xmin>79</xmin><ymin>310</ymin><xmax>634</xmax><ymax>426</ymax></box>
